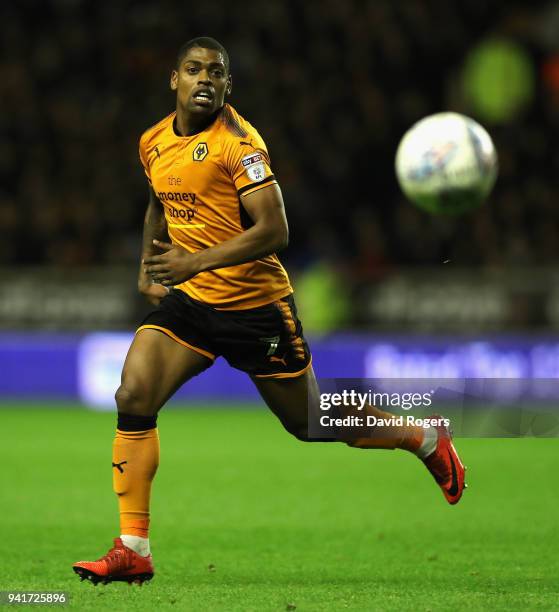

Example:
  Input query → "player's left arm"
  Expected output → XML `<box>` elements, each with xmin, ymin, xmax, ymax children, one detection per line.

<box><xmin>143</xmin><ymin>183</ymin><xmax>288</xmax><ymax>286</ymax></box>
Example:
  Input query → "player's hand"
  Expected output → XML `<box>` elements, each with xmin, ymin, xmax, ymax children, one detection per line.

<box><xmin>143</xmin><ymin>240</ymin><xmax>201</xmax><ymax>286</ymax></box>
<box><xmin>138</xmin><ymin>281</ymin><xmax>170</xmax><ymax>306</ymax></box>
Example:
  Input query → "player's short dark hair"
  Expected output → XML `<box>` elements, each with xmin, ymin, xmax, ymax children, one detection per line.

<box><xmin>176</xmin><ymin>37</ymin><xmax>230</xmax><ymax>73</ymax></box>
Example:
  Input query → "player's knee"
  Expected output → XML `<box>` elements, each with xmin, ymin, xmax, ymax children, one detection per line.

<box><xmin>115</xmin><ymin>382</ymin><xmax>152</xmax><ymax>416</ymax></box>
<box><xmin>292</xmin><ymin>428</ymin><xmax>311</xmax><ymax>442</ymax></box>
<box><xmin>285</xmin><ymin>426</ymin><xmax>336</xmax><ymax>443</ymax></box>
<box><xmin>282</xmin><ymin>422</ymin><xmax>311</xmax><ymax>442</ymax></box>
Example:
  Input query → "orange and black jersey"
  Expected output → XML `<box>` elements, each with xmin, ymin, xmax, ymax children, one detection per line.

<box><xmin>139</xmin><ymin>104</ymin><xmax>292</xmax><ymax>310</ymax></box>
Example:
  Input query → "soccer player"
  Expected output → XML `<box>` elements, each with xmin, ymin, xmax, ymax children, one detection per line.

<box><xmin>73</xmin><ymin>37</ymin><xmax>465</xmax><ymax>586</ymax></box>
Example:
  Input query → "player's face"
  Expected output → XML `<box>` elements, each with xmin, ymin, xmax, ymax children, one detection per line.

<box><xmin>170</xmin><ymin>47</ymin><xmax>231</xmax><ymax>116</ymax></box>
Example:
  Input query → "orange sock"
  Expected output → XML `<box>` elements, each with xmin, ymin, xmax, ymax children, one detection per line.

<box><xmin>344</xmin><ymin>404</ymin><xmax>425</xmax><ymax>452</ymax></box>
<box><xmin>112</xmin><ymin>428</ymin><xmax>159</xmax><ymax>538</ymax></box>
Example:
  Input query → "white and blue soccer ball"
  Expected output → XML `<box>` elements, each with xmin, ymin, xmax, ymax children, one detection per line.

<box><xmin>395</xmin><ymin>112</ymin><xmax>498</xmax><ymax>214</ymax></box>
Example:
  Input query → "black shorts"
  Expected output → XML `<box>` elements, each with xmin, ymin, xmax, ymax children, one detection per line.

<box><xmin>137</xmin><ymin>290</ymin><xmax>312</xmax><ymax>379</ymax></box>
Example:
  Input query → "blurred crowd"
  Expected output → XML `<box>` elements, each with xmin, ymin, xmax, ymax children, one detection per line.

<box><xmin>2</xmin><ymin>0</ymin><xmax>559</xmax><ymax>278</ymax></box>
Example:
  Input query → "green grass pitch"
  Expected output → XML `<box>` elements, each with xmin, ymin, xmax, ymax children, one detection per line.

<box><xmin>1</xmin><ymin>405</ymin><xmax>557</xmax><ymax>611</ymax></box>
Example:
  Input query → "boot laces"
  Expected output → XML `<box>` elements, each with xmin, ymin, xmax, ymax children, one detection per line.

<box><xmin>98</xmin><ymin>540</ymin><xmax>134</xmax><ymax>573</ymax></box>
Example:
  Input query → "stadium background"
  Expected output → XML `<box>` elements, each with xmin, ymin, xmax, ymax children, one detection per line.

<box><xmin>1</xmin><ymin>1</ymin><xmax>558</xmax><ymax>610</ymax></box>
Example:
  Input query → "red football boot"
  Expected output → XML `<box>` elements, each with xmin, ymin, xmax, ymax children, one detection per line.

<box><xmin>73</xmin><ymin>538</ymin><xmax>154</xmax><ymax>585</ymax></box>
<box><xmin>422</xmin><ymin>416</ymin><xmax>467</xmax><ymax>505</ymax></box>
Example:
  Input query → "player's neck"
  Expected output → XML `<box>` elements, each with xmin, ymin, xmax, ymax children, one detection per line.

<box><xmin>174</xmin><ymin>107</ymin><xmax>221</xmax><ymax>137</ymax></box>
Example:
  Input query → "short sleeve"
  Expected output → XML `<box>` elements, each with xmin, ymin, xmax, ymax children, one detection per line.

<box><xmin>139</xmin><ymin>133</ymin><xmax>152</xmax><ymax>185</ymax></box>
<box><xmin>223</xmin><ymin>134</ymin><xmax>277</xmax><ymax>198</ymax></box>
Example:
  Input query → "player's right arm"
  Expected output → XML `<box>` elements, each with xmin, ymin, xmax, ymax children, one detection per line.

<box><xmin>138</xmin><ymin>186</ymin><xmax>170</xmax><ymax>306</ymax></box>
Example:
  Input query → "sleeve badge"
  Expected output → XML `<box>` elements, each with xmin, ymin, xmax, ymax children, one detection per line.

<box><xmin>242</xmin><ymin>153</ymin><xmax>266</xmax><ymax>182</ymax></box>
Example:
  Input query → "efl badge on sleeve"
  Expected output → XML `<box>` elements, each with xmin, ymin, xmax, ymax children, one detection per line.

<box><xmin>242</xmin><ymin>153</ymin><xmax>266</xmax><ymax>182</ymax></box>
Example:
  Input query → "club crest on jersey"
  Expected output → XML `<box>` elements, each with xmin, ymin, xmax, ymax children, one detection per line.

<box><xmin>242</xmin><ymin>153</ymin><xmax>266</xmax><ymax>182</ymax></box>
<box><xmin>193</xmin><ymin>142</ymin><xmax>209</xmax><ymax>161</ymax></box>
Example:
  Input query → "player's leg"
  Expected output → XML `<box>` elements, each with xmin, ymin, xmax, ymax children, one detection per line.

<box><xmin>215</xmin><ymin>292</ymin><xmax>437</xmax><ymax>452</ymax></box>
<box><xmin>113</xmin><ymin>329</ymin><xmax>212</xmax><ymax>537</ymax></box>
<box><xmin>73</xmin><ymin>329</ymin><xmax>212</xmax><ymax>585</ymax></box>
<box><xmin>252</xmin><ymin>365</ymin><xmax>426</xmax><ymax>449</ymax></box>
<box><xmin>215</xmin><ymin>292</ymin><xmax>465</xmax><ymax>504</ymax></box>
<box><xmin>115</xmin><ymin>326</ymin><xmax>212</xmax><ymax>417</ymax></box>
<box><xmin>252</xmin><ymin>365</ymin><xmax>466</xmax><ymax>504</ymax></box>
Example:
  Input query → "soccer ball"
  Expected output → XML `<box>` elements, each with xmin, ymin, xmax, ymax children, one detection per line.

<box><xmin>395</xmin><ymin>112</ymin><xmax>498</xmax><ymax>214</ymax></box>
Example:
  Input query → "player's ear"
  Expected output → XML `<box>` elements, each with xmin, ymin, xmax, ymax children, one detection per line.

<box><xmin>226</xmin><ymin>74</ymin><xmax>232</xmax><ymax>97</ymax></box>
<box><xmin>170</xmin><ymin>70</ymin><xmax>178</xmax><ymax>91</ymax></box>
